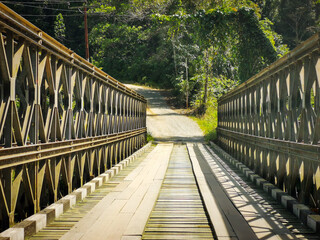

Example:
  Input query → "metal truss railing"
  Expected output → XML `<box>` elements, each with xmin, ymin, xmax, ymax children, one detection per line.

<box><xmin>0</xmin><ymin>3</ymin><xmax>147</xmax><ymax>230</ymax></box>
<box><xmin>217</xmin><ymin>33</ymin><xmax>320</xmax><ymax>210</ymax></box>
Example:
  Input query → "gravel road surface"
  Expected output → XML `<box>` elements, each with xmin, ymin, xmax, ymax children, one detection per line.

<box><xmin>126</xmin><ymin>85</ymin><xmax>204</xmax><ymax>142</ymax></box>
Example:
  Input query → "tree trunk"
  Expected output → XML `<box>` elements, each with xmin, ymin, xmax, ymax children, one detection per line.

<box><xmin>201</xmin><ymin>50</ymin><xmax>209</xmax><ymax>114</ymax></box>
<box><xmin>203</xmin><ymin>75</ymin><xmax>208</xmax><ymax>106</ymax></box>
<box><xmin>172</xmin><ymin>39</ymin><xmax>178</xmax><ymax>78</ymax></box>
<box><xmin>185</xmin><ymin>58</ymin><xmax>189</xmax><ymax>108</ymax></box>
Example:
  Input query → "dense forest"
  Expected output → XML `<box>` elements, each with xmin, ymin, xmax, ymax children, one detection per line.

<box><xmin>5</xmin><ymin>0</ymin><xmax>320</xmax><ymax>139</ymax></box>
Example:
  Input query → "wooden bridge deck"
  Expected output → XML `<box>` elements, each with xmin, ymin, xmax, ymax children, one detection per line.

<box><xmin>26</xmin><ymin>145</ymin><xmax>157</xmax><ymax>240</ymax></box>
<box><xmin>142</xmin><ymin>144</ymin><xmax>214</xmax><ymax>240</ymax></box>
<box><xmin>8</xmin><ymin>143</ymin><xmax>320</xmax><ymax>240</ymax></box>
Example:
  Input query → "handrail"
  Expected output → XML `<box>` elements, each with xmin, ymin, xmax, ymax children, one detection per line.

<box><xmin>217</xmin><ymin>32</ymin><xmax>320</xmax><ymax>211</ymax></box>
<box><xmin>0</xmin><ymin>3</ymin><xmax>147</xmax><ymax>230</ymax></box>
<box><xmin>219</xmin><ymin>33</ymin><xmax>320</xmax><ymax>103</ymax></box>
<box><xmin>0</xmin><ymin>3</ymin><xmax>145</xmax><ymax>102</ymax></box>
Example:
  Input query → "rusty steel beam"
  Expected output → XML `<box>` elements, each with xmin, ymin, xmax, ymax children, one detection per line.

<box><xmin>0</xmin><ymin>128</ymin><xmax>146</xmax><ymax>170</ymax></box>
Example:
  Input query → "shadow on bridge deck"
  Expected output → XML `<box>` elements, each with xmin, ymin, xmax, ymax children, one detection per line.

<box><xmin>17</xmin><ymin>142</ymin><xmax>319</xmax><ymax>240</ymax></box>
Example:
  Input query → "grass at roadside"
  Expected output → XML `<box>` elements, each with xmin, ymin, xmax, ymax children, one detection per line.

<box><xmin>147</xmin><ymin>133</ymin><xmax>154</xmax><ymax>142</ymax></box>
<box><xmin>151</xmin><ymin>86</ymin><xmax>218</xmax><ymax>142</ymax></box>
<box><xmin>190</xmin><ymin>104</ymin><xmax>218</xmax><ymax>142</ymax></box>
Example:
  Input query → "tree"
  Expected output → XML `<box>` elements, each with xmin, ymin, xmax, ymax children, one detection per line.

<box><xmin>88</xmin><ymin>0</ymin><xmax>287</xmax><ymax>108</ymax></box>
<box><xmin>200</xmin><ymin>47</ymin><xmax>213</xmax><ymax>113</ymax></box>
<box><xmin>54</xmin><ymin>13</ymin><xmax>66</xmax><ymax>43</ymax></box>
<box><xmin>7</xmin><ymin>0</ymin><xmax>88</xmax><ymax>58</ymax></box>
<box><xmin>276</xmin><ymin>0</ymin><xmax>318</xmax><ymax>49</ymax></box>
<box><xmin>256</xmin><ymin>0</ymin><xmax>319</xmax><ymax>49</ymax></box>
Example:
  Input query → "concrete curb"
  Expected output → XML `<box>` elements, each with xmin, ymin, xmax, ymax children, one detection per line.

<box><xmin>0</xmin><ymin>142</ymin><xmax>152</xmax><ymax>240</ymax></box>
<box><xmin>208</xmin><ymin>141</ymin><xmax>320</xmax><ymax>233</ymax></box>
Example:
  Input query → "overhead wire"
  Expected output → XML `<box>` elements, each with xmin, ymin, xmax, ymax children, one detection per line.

<box><xmin>1</xmin><ymin>1</ymin><xmax>114</xmax><ymax>18</ymax></box>
<box><xmin>1</xmin><ymin>1</ymin><xmax>82</xmax><ymax>12</ymax></box>
<box><xmin>34</xmin><ymin>0</ymin><xmax>86</xmax><ymax>2</ymax></box>
<box><xmin>21</xmin><ymin>14</ymin><xmax>83</xmax><ymax>16</ymax></box>
<box><xmin>1</xmin><ymin>0</ymin><xmax>86</xmax><ymax>4</ymax></box>
<box><xmin>20</xmin><ymin>13</ymin><xmax>115</xmax><ymax>17</ymax></box>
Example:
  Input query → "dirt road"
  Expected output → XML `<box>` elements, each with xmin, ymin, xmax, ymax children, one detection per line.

<box><xmin>126</xmin><ymin>85</ymin><xmax>204</xmax><ymax>142</ymax></box>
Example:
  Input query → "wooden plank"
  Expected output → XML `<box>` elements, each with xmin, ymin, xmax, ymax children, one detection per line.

<box><xmin>121</xmin><ymin>144</ymin><xmax>173</xmax><ymax>237</ymax></box>
<box><xmin>187</xmin><ymin>143</ymin><xmax>257</xmax><ymax>240</ymax></box>
<box><xmin>121</xmin><ymin>152</ymin><xmax>166</xmax><ymax>213</ymax></box>
<box><xmin>198</xmin><ymin>144</ymin><xmax>319</xmax><ymax>239</ymax></box>
<box><xmin>121</xmin><ymin>236</ymin><xmax>141</xmax><ymax>240</ymax></box>
<box><xmin>58</xmin><ymin>144</ymin><xmax>173</xmax><ymax>240</ymax></box>
<box><xmin>103</xmin><ymin>213</ymin><xmax>133</xmax><ymax>240</ymax></box>
<box><xmin>123</xmin><ymin>181</ymin><xmax>162</xmax><ymax>236</ymax></box>
<box><xmin>142</xmin><ymin>145</ymin><xmax>215</xmax><ymax>240</ymax></box>
<box><xmin>28</xmin><ymin>146</ymin><xmax>156</xmax><ymax>240</ymax></box>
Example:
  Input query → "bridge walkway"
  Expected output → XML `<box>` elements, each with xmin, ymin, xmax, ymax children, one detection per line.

<box><xmin>142</xmin><ymin>144</ymin><xmax>214</xmax><ymax>240</ymax></box>
<box><xmin>194</xmin><ymin>143</ymin><xmax>318</xmax><ymax>240</ymax></box>
<box><xmin>26</xmin><ymin>144</ymin><xmax>156</xmax><ymax>240</ymax></box>
<box><xmin>24</xmin><ymin>142</ymin><xmax>320</xmax><ymax>240</ymax></box>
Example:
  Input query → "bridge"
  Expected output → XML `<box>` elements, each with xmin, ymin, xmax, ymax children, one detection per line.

<box><xmin>0</xmin><ymin>3</ymin><xmax>319</xmax><ymax>240</ymax></box>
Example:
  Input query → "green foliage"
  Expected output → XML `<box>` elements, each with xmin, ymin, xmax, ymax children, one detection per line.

<box><xmin>54</xmin><ymin>13</ymin><xmax>66</xmax><ymax>43</ymax></box>
<box><xmin>237</xmin><ymin>8</ymin><xmax>277</xmax><ymax>81</ymax></box>
<box><xmin>8</xmin><ymin>0</ymin><xmax>86</xmax><ymax>57</ymax></box>
<box><xmin>9</xmin><ymin>0</ymin><xmax>320</xmax><ymax>146</ymax></box>
<box><xmin>148</xmin><ymin>5</ymin><xmax>283</xmax><ymax>111</ymax></box>
<box><xmin>190</xmin><ymin>101</ymin><xmax>218</xmax><ymax>142</ymax></box>
<box><xmin>276</xmin><ymin>0</ymin><xmax>318</xmax><ymax>49</ymax></box>
<box><xmin>89</xmin><ymin>2</ymin><xmax>176</xmax><ymax>87</ymax></box>
<box><xmin>258</xmin><ymin>0</ymin><xmax>319</xmax><ymax>49</ymax></box>
<box><xmin>147</xmin><ymin>133</ymin><xmax>154</xmax><ymax>142</ymax></box>
<box><xmin>87</xmin><ymin>1</ymin><xmax>291</xmax><ymax>117</ymax></box>
<box><xmin>191</xmin><ymin>75</ymin><xmax>238</xmax><ymax>107</ymax></box>
<box><xmin>10</xmin><ymin>0</ymin><xmax>286</xmax><ymax>93</ymax></box>
<box><xmin>259</xmin><ymin>18</ymin><xmax>289</xmax><ymax>57</ymax></box>
<box><xmin>11</xmin><ymin>0</ymin><xmax>319</xmax><ymax>145</ymax></box>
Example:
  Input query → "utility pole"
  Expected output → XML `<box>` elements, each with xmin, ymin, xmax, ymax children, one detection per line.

<box><xmin>84</xmin><ymin>1</ymin><xmax>89</xmax><ymax>61</ymax></box>
<box><xmin>69</xmin><ymin>1</ymin><xmax>90</xmax><ymax>61</ymax></box>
